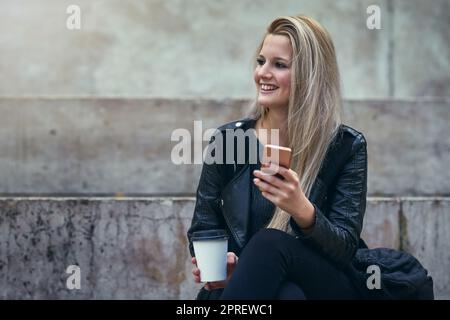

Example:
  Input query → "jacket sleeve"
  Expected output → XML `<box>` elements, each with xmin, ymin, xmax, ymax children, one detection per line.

<box><xmin>290</xmin><ymin>134</ymin><xmax>368</xmax><ymax>266</ymax></box>
<box><xmin>187</xmin><ymin>135</ymin><xmax>227</xmax><ymax>257</ymax></box>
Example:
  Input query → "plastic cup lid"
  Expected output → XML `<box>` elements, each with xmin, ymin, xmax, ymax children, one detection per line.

<box><xmin>192</xmin><ymin>229</ymin><xmax>229</xmax><ymax>241</ymax></box>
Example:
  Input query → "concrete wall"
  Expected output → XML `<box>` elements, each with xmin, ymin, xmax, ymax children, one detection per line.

<box><xmin>1</xmin><ymin>197</ymin><xmax>448</xmax><ymax>299</ymax></box>
<box><xmin>1</xmin><ymin>0</ymin><xmax>449</xmax><ymax>300</ymax></box>
<box><xmin>0</xmin><ymin>97</ymin><xmax>449</xmax><ymax>196</ymax></box>
<box><xmin>1</xmin><ymin>0</ymin><xmax>449</xmax><ymax>98</ymax></box>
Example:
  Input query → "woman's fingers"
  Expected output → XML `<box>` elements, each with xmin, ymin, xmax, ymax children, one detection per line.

<box><xmin>276</xmin><ymin>167</ymin><xmax>299</xmax><ymax>183</ymax></box>
<box><xmin>261</xmin><ymin>162</ymin><xmax>282</xmax><ymax>176</ymax></box>
<box><xmin>192</xmin><ymin>257</ymin><xmax>201</xmax><ymax>283</ymax></box>
<box><xmin>261</xmin><ymin>190</ymin><xmax>277</xmax><ymax>204</ymax></box>
<box><xmin>192</xmin><ymin>266</ymin><xmax>201</xmax><ymax>283</ymax></box>
<box><xmin>253</xmin><ymin>178</ymin><xmax>284</xmax><ymax>197</ymax></box>
<box><xmin>259</xmin><ymin>164</ymin><xmax>298</xmax><ymax>183</ymax></box>
<box><xmin>194</xmin><ymin>252</ymin><xmax>237</xmax><ymax>290</ymax></box>
<box><xmin>192</xmin><ymin>267</ymin><xmax>200</xmax><ymax>276</ymax></box>
<box><xmin>226</xmin><ymin>252</ymin><xmax>238</xmax><ymax>277</ymax></box>
<box><xmin>226</xmin><ymin>252</ymin><xmax>238</xmax><ymax>265</ymax></box>
<box><xmin>205</xmin><ymin>280</ymin><xmax>226</xmax><ymax>290</ymax></box>
<box><xmin>253</xmin><ymin>168</ymin><xmax>284</xmax><ymax>188</ymax></box>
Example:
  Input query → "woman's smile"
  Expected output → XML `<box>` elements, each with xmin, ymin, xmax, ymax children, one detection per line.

<box><xmin>260</xmin><ymin>83</ymin><xmax>279</xmax><ymax>94</ymax></box>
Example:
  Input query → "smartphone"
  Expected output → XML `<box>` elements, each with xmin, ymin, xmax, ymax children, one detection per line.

<box><xmin>262</xmin><ymin>144</ymin><xmax>292</xmax><ymax>170</ymax></box>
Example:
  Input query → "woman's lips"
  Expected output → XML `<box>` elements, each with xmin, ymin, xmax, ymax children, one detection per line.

<box><xmin>260</xmin><ymin>87</ymin><xmax>278</xmax><ymax>94</ymax></box>
<box><xmin>260</xmin><ymin>84</ymin><xmax>279</xmax><ymax>94</ymax></box>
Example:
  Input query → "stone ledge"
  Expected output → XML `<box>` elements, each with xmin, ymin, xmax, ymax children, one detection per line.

<box><xmin>0</xmin><ymin>197</ymin><xmax>448</xmax><ymax>299</ymax></box>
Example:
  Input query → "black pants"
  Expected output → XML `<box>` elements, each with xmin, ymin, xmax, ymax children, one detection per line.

<box><xmin>220</xmin><ymin>228</ymin><xmax>360</xmax><ymax>300</ymax></box>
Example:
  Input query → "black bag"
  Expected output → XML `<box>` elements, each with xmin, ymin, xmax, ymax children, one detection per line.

<box><xmin>349</xmin><ymin>247</ymin><xmax>434</xmax><ymax>300</ymax></box>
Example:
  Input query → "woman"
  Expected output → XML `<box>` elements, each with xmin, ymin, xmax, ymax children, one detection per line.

<box><xmin>187</xmin><ymin>15</ymin><xmax>368</xmax><ymax>299</ymax></box>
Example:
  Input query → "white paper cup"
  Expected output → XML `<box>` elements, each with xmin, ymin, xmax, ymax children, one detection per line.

<box><xmin>192</xmin><ymin>229</ymin><xmax>229</xmax><ymax>282</ymax></box>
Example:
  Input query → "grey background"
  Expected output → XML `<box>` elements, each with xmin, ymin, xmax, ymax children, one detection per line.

<box><xmin>1</xmin><ymin>0</ymin><xmax>449</xmax><ymax>98</ymax></box>
<box><xmin>0</xmin><ymin>0</ymin><xmax>449</xmax><ymax>299</ymax></box>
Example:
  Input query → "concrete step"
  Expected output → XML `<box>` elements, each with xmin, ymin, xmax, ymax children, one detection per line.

<box><xmin>1</xmin><ymin>97</ymin><xmax>449</xmax><ymax>196</ymax></box>
<box><xmin>0</xmin><ymin>196</ymin><xmax>448</xmax><ymax>299</ymax></box>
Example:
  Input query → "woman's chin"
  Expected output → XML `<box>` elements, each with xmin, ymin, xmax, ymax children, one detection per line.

<box><xmin>257</xmin><ymin>97</ymin><xmax>284</xmax><ymax>109</ymax></box>
<box><xmin>258</xmin><ymin>96</ymin><xmax>275</xmax><ymax>106</ymax></box>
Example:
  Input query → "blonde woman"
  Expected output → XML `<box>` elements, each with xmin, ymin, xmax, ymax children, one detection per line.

<box><xmin>188</xmin><ymin>15</ymin><xmax>368</xmax><ymax>299</ymax></box>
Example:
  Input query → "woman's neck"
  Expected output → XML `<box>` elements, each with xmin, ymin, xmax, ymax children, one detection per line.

<box><xmin>256</xmin><ymin>109</ymin><xmax>289</xmax><ymax>146</ymax></box>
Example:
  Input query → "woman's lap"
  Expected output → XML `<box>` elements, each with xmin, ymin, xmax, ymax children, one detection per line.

<box><xmin>220</xmin><ymin>228</ymin><xmax>359</xmax><ymax>300</ymax></box>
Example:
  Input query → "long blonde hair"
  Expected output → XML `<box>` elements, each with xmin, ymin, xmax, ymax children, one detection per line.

<box><xmin>250</xmin><ymin>15</ymin><xmax>342</xmax><ymax>232</ymax></box>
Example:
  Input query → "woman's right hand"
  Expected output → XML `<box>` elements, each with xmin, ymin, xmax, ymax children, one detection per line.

<box><xmin>191</xmin><ymin>252</ymin><xmax>238</xmax><ymax>291</ymax></box>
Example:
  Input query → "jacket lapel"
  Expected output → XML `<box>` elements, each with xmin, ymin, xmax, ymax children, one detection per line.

<box><xmin>220</xmin><ymin>164</ymin><xmax>251</xmax><ymax>250</ymax></box>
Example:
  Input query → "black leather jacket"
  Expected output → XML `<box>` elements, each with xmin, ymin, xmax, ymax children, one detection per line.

<box><xmin>187</xmin><ymin>117</ymin><xmax>368</xmax><ymax>267</ymax></box>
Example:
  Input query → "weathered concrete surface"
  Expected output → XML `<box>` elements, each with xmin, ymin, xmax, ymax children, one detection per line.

<box><xmin>343</xmin><ymin>99</ymin><xmax>450</xmax><ymax>196</ymax></box>
<box><xmin>0</xmin><ymin>197</ymin><xmax>201</xmax><ymax>299</ymax></box>
<box><xmin>0</xmin><ymin>197</ymin><xmax>448</xmax><ymax>299</ymax></box>
<box><xmin>1</xmin><ymin>97</ymin><xmax>449</xmax><ymax>196</ymax></box>
<box><xmin>0</xmin><ymin>97</ymin><xmax>250</xmax><ymax>195</ymax></box>
<box><xmin>1</xmin><ymin>0</ymin><xmax>448</xmax><ymax>98</ymax></box>
<box><xmin>394</xmin><ymin>0</ymin><xmax>450</xmax><ymax>97</ymax></box>
<box><xmin>401</xmin><ymin>199</ymin><xmax>450</xmax><ymax>300</ymax></box>
<box><xmin>360</xmin><ymin>198</ymin><xmax>400</xmax><ymax>249</ymax></box>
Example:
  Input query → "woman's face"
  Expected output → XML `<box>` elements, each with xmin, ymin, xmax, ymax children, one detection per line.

<box><xmin>254</xmin><ymin>34</ymin><xmax>292</xmax><ymax>110</ymax></box>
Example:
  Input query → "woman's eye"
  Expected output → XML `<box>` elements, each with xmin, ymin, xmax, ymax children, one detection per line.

<box><xmin>256</xmin><ymin>58</ymin><xmax>265</xmax><ymax>66</ymax></box>
<box><xmin>275</xmin><ymin>62</ymin><xmax>287</xmax><ymax>69</ymax></box>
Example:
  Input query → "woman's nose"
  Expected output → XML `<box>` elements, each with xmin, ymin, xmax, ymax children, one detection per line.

<box><xmin>258</xmin><ymin>65</ymin><xmax>272</xmax><ymax>80</ymax></box>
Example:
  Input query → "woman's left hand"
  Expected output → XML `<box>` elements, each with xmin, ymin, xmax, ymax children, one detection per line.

<box><xmin>253</xmin><ymin>163</ymin><xmax>315</xmax><ymax>229</ymax></box>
